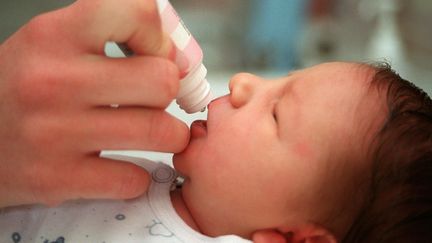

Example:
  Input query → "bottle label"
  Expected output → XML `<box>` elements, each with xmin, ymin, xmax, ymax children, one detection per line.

<box><xmin>158</xmin><ymin>0</ymin><xmax>203</xmax><ymax>77</ymax></box>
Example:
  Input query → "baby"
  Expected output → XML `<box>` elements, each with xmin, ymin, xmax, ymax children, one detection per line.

<box><xmin>0</xmin><ymin>62</ymin><xmax>430</xmax><ymax>243</ymax></box>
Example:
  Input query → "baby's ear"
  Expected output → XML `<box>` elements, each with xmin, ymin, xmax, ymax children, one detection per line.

<box><xmin>252</xmin><ymin>224</ymin><xmax>337</xmax><ymax>243</ymax></box>
<box><xmin>252</xmin><ymin>229</ymin><xmax>291</xmax><ymax>243</ymax></box>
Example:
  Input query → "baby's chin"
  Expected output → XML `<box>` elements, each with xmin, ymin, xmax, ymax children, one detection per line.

<box><xmin>172</xmin><ymin>140</ymin><xmax>198</xmax><ymax>163</ymax></box>
<box><xmin>172</xmin><ymin>134</ymin><xmax>207</xmax><ymax>175</ymax></box>
<box><xmin>172</xmin><ymin>151</ymin><xmax>189</xmax><ymax>177</ymax></box>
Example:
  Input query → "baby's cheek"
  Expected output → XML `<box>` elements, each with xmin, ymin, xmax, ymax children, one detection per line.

<box><xmin>293</xmin><ymin>141</ymin><xmax>315</xmax><ymax>159</ymax></box>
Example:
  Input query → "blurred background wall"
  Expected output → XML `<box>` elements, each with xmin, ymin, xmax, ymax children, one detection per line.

<box><xmin>1</xmin><ymin>0</ymin><xmax>431</xmax><ymax>94</ymax></box>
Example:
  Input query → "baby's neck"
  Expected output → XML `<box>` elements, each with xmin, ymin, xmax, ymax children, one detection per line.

<box><xmin>170</xmin><ymin>189</ymin><xmax>202</xmax><ymax>232</ymax></box>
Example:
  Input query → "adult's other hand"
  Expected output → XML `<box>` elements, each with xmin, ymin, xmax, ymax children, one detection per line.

<box><xmin>0</xmin><ymin>0</ymin><xmax>189</xmax><ymax>208</ymax></box>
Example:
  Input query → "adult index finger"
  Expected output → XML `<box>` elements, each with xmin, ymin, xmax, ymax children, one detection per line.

<box><xmin>82</xmin><ymin>108</ymin><xmax>190</xmax><ymax>153</ymax></box>
<box><xmin>65</xmin><ymin>0</ymin><xmax>174</xmax><ymax>58</ymax></box>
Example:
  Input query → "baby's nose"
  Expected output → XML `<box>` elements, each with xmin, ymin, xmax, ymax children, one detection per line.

<box><xmin>229</xmin><ymin>73</ymin><xmax>260</xmax><ymax>108</ymax></box>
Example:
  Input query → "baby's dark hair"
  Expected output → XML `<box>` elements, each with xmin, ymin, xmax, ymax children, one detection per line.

<box><xmin>342</xmin><ymin>63</ymin><xmax>432</xmax><ymax>243</ymax></box>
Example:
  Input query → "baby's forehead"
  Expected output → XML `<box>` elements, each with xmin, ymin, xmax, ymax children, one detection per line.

<box><xmin>308</xmin><ymin>62</ymin><xmax>376</xmax><ymax>82</ymax></box>
<box><xmin>330</xmin><ymin>63</ymin><xmax>388</xmax><ymax>147</ymax></box>
<box><xmin>303</xmin><ymin>62</ymin><xmax>387</xmax><ymax>129</ymax></box>
<box><xmin>325</xmin><ymin>62</ymin><xmax>386</xmax><ymax>110</ymax></box>
<box><xmin>286</xmin><ymin>62</ymin><xmax>378</xmax><ymax>99</ymax></box>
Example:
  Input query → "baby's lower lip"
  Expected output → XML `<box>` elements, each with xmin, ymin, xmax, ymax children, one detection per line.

<box><xmin>190</xmin><ymin>120</ymin><xmax>207</xmax><ymax>138</ymax></box>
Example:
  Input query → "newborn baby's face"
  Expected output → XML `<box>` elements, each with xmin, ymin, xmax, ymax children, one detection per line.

<box><xmin>173</xmin><ymin>62</ymin><xmax>387</xmax><ymax>237</ymax></box>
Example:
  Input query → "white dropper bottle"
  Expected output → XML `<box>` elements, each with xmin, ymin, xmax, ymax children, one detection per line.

<box><xmin>118</xmin><ymin>0</ymin><xmax>212</xmax><ymax>114</ymax></box>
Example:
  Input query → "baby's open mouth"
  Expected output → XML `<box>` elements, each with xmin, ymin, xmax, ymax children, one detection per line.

<box><xmin>190</xmin><ymin>120</ymin><xmax>207</xmax><ymax>138</ymax></box>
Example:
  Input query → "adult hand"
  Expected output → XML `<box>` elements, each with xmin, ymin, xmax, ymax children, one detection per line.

<box><xmin>0</xmin><ymin>0</ymin><xmax>189</xmax><ymax>208</ymax></box>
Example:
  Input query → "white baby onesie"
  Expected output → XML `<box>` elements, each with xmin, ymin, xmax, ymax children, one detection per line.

<box><xmin>0</xmin><ymin>156</ymin><xmax>251</xmax><ymax>243</ymax></box>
